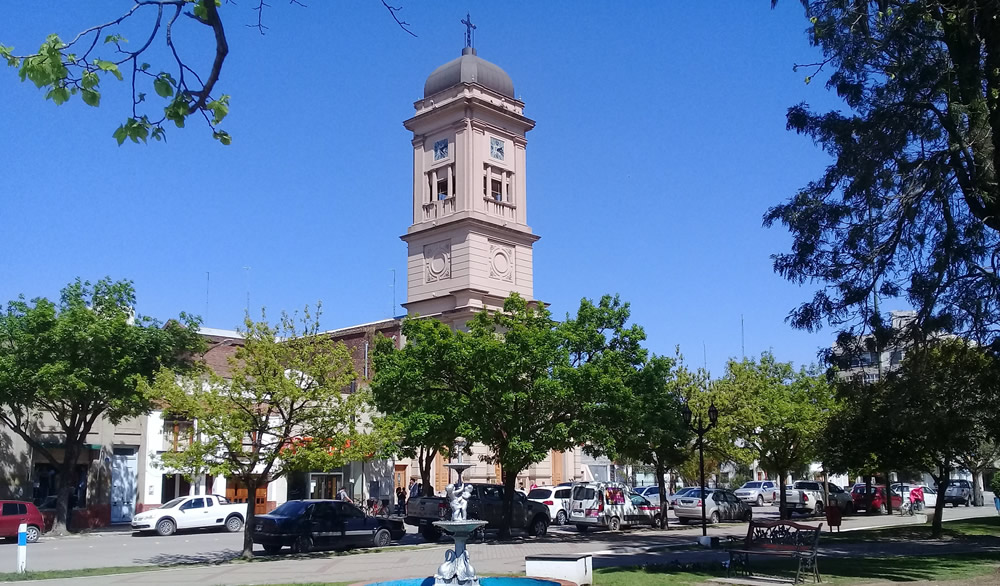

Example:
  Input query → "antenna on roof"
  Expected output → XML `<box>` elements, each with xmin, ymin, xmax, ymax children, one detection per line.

<box><xmin>461</xmin><ymin>12</ymin><xmax>476</xmax><ymax>49</ymax></box>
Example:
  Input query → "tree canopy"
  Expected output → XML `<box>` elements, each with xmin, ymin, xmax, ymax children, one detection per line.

<box><xmin>157</xmin><ymin>306</ymin><xmax>374</xmax><ymax>558</ymax></box>
<box><xmin>0</xmin><ymin>277</ymin><xmax>203</xmax><ymax>533</ymax></box>
<box><xmin>766</xmin><ymin>0</ymin><xmax>1000</xmax><ymax>345</ymax></box>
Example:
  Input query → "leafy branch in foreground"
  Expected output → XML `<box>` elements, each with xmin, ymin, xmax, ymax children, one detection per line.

<box><xmin>1</xmin><ymin>0</ymin><xmax>416</xmax><ymax>145</ymax></box>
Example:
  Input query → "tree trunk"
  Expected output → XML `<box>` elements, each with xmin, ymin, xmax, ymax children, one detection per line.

<box><xmin>972</xmin><ymin>470</ymin><xmax>984</xmax><ymax>507</ymax></box>
<box><xmin>241</xmin><ymin>476</ymin><xmax>257</xmax><ymax>559</ymax></box>
<box><xmin>419</xmin><ymin>447</ymin><xmax>437</xmax><ymax>497</ymax></box>
<box><xmin>500</xmin><ymin>467</ymin><xmax>518</xmax><ymax>540</ymax></box>
<box><xmin>778</xmin><ymin>470</ymin><xmax>789</xmax><ymax>520</ymax></box>
<box><xmin>864</xmin><ymin>477</ymin><xmax>873</xmax><ymax>516</ymax></box>
<box><xmin>932</xmin><ymin>463</ymin><xmax>950</xmax><ymax>538</ymax></box>
<box><xmin>655</xmin><ymin>460</ymin><xmax>668</xmax><ymax>530</ymax></box>
<box><xmin>51</xmin><ymin>442</ymin><xmax>81</xmax><ymax>535</ymax></box>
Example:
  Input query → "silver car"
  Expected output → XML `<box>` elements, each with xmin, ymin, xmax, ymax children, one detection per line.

<box><xmin>734</xmin><ymin>480</ymin><xmax>777</xmax><ymax>506</ymax></box>
<box><xmin>675</xmin><ymin>488</ymin><xmax>752</xmax><ymax>525</ymax></box>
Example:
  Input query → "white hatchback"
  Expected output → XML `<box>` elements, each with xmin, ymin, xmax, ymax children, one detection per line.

<box><xmin>527</xmin><ymin>486</ymin><xmax>573</xmax><ymax>525</ymax></box>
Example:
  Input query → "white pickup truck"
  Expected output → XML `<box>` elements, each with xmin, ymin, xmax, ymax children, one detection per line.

<box><xmin>780</xmin><ymin>481</ymin><xmax>853</xmax><ymax>516</ymax></box>
<box><xmin>131</xmin><ymin>494</ymin><xmax>247</xmax><ymax>536</ymax></box>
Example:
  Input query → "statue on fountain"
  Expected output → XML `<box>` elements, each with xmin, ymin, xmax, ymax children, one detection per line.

<box><xmin>446</xmin><ymin>483</ymin><xmax>474</xmax><ymax>521</ymax></box>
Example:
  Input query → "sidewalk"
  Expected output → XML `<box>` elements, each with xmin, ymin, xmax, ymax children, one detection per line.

<box><xmin>10</xmin><ymin>531</ymin><xmax>1000</xmax><ymax>586</ymax></box>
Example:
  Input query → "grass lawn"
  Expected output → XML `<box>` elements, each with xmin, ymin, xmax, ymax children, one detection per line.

<box><xmin>593</xmin><ymin>553</ymin><xmax>1000</xmax><ymax>585</ymax></box>
<box><xmin>825</xmin><ymin>514</ymin><xmax>1000</xmax><ymax>542</ymax></box>
<box><xmin>0</xmin><ymin>566</ymin><xmax>156</xmax><ymax>582</ymax></box>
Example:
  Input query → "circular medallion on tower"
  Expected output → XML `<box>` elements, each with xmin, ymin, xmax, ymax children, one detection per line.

<box><xmin>489</xmin><ymin>241</ymin><xmax>514</xmax><ymax>283</ymax></box>
<box><xmin>423</xmin><ymin>240</ymin><xmax>452</xmax><ymax>283</ymax></box>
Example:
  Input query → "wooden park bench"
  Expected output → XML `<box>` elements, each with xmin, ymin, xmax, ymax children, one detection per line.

<box><xmin>727</xmin><ymin>519</ymin><xmax>823</xmax><ymax>584</ymax></box>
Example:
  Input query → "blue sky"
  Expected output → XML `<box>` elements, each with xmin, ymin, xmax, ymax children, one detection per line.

<box><xmin>1</xmin><ymin>1</ymin><xmax>850</xmax><ymax>375</ymax></box>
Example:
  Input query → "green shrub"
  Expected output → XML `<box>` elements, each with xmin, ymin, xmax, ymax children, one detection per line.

<box><xmin>989</xmin><ymin>474</ymin><xmax>1000</xmax><ymax>496</ymax></box>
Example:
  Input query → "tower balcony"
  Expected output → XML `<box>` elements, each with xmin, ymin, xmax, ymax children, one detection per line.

<box><xmin>483</xmin><ymin>197</ymin><xmax>517</xmax><ymax>222</ymax></box>
<box><xmin>422</xmin><ymin>196</ymin><xmax>457</xmax><ymax>221</ymax></box>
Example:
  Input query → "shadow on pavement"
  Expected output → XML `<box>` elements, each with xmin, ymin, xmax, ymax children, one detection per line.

<box><xmin>136</xmin><ymin>549</ymin><xmax>244</xmax><ymax>566</ymax></box>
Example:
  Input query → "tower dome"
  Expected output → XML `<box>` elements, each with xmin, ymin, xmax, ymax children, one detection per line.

<box><xmin>423</xmin><ymin>48</ymin><xmax>514</xmax><ymax>99</ymax></box>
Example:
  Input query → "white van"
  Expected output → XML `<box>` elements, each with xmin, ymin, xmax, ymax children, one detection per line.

<box><xmin>568</xmin><ymin>482</ymin><xmax>654</xmax><ymax>531</ymax></box>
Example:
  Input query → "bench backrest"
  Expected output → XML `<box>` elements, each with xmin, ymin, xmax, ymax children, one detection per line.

<box><xmin>744</xmin><ymin>520</ymin><xmax>822</xmax><ymax>552</ymax></box>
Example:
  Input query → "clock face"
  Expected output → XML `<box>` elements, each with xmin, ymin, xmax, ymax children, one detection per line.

<box><xmin>490</xmin><ymin>137</ymin><xmax>505</xmax><ymax>161</ymax></box>
<box><xmin>433</xmin><ymin>139</ymin><xmax>448</xmax><ymax>161</ymax></box>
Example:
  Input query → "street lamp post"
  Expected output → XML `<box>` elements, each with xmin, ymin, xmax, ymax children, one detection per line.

<box><xmin>682</xmin><ymin>402</ymin><xmax>719</xmax><ymax>537</ymax></box>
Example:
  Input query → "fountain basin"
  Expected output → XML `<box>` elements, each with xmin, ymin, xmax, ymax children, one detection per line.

<box><xmin>433</xmin><ymin>519</ymin><xmax>489</xmax><ymax>535</ymax></box>
<box><xmin>365</xmin><ymin>579</ymin><xmax>562</xmax><ymax>586</ymax></box>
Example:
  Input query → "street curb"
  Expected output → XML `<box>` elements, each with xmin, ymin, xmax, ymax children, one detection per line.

<box><xmin>583</xmin><ymin>540</ymin><xmax>700</xmax><ymax>555</ymax></box>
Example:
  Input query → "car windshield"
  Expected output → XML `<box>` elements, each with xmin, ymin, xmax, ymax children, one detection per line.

<box><xmin>269</xmin><ymin>501</ymin><xmax>309</xmax><ymax>517</ymax></box>
<box><xmin>527</xmin><ymin>489</ymin><xmax>551</xmax><ymax>499</ymax></box>
<box><xmin>742</xmin><ymin>482</ymin><xmax>762</xmax><ymax>489</ymax></box>
<box><xmin>683</xmin><ymin>489</ymin><xmax>710</xmax><ymax>498</ymax></box>
<box><xmin>160</xmin><ymin>497</ymin><xmax>185</xmax><ymax>509</ymax></box>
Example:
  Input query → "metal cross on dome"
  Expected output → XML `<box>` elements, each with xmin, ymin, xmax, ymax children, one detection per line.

<box><xmin>461</xmin><ymin>13</ymin><xmax>476</xmax><ymax>49</ymax></box>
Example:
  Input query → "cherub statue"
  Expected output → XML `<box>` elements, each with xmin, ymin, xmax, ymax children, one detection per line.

<box><xmin>457</xmin><ymin>484</ymin><xmax>473</xmax><ymax>521</ymax></box>
<box><xmin>445</xmin><ymin>483</ymin><xmax>474</xmax><ymax>521</ymax></box>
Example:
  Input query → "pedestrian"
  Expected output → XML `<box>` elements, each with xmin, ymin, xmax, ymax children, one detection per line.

<box><xmin>530</xmin><ymin>482</ymin><xmax>537</xmax><ymax>490</ymax></box>
<box><xmin>408</xmin><ymin>478</ymin><xmax>419</xmax><ymax>498</ymax></box>
<box><xmin>336</xmin><ymin>485</ymin><xmax>353</xmax><ymax>503</ymax></box>
<box><xmin>396</xmin><ymin>486</ymin><xmax>406</xmax><ymax>515</ymax></box>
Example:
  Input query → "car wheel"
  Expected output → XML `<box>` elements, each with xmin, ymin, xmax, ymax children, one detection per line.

<box><xmin>292</xmin><ymin>535</ymin><xmax>313</xmax><ymax>554</ymax></box>
<box><xmin>155</xmin><ymin>518</ymin><xmax>176</xmax><ymax>537</ymax></box>
<box><xmin>420</xmin><ymin>526</ymin><xmax>442</xmax><ymax>542</ymax></box>
<box><xmin>709</xmin><ymin>511</ymin><xmax>720</xmax><ymax>524</ymax></box>
<box><xmin>225</xmin><ymin>515</ymin><xmax>243</xmax><ymax>533</ymax></box>
<box><xmin>844</xmin><ymin>502</ymin><xmax>855</xmax><ymax>516</ymax></box>
<box><xmin>965</xmin><ymin>497</ymin><xmax>971</xmax><ymax>507</ymax></box>
<box><xmin>815</xmin><ymin>502</ymin><xmax>824</xmax><ymax>516</ymax></box>
<box><xmin>757</xmin><ymin>495</ymin><xmax>764</xmax><ymax>507</ymax></box>
<box><xmin>556</xmin><ymin>510</ymin><xmax>567</xmax><ymax>526</ymax></box>
<box><xmin>25</xmin><ymin>526</ymin><xmax>40</xmax><ymax>543</ymax></box>
<box><xmin>879</xmin><ymin>503</ymin><xmax>887</xmax><ymax>515</ymax></box>
<box><xmin>608</xmin><ymin>516</ymin><xmax>621</xmax><ymax>532</ymax></box>
<box><xmin>262</xmin><ymin>544</ymin><xmax>282</xmax><ymax>554</ymax></box>
<box><xmin>743</xmin><ymin>509</ymin><xmax>753</xmax><ymax>522</ymax></box>
<box><xmin>372</xmin><ymin>528</ymin><xmax>391</xmax><ymax>548</ymax></box>
<box><xmin>529</xmin><ymin>516</ymin><xmax>549</xmax><ymax>537</ymax></box>
<box><xmin>677</xmin><ymin>517</ymin><xmax>688</xmax><ymax>525</ymax></box>
<box><xmin>653</xmin><ymin>514</ymin><xmax>662</xmax><ymax>528</ymax></box>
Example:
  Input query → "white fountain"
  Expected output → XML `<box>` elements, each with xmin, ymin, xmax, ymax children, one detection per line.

<box><xmin>432</xmin><ymin>439</ymin><xmax>488</xmax><ymax>586</ymax></box>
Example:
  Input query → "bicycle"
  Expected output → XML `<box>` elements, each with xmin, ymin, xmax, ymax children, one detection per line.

<box><xmin>363</xmin><ymin>498</ymin><xmax>390</xmax><ymax>518</ymax></box>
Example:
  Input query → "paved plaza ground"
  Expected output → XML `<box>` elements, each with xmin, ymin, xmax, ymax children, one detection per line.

<box><xmin>1</xmin><ymin>503</ymin><xmax>996</xmax><ymax>584</ymax></box>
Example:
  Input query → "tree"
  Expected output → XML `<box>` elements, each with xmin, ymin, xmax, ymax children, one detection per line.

<box><xmin>370</xmin><ymin>317</ymin><xmax>474</xmax><ymax>498</ymax></box>
<box><xmin>0</xmin><ymin>1</ymin><xmax>415</xmax><ymax>145</ymax></box>
<box><xmin>956</xmin><ymin>440</ymin><xmax>1000</xmax><ymax>507</ymax></box>
<box><xmin>0</xmin><ymin>277</ymin><xmax>203</xmax><ymax>533</ymax></box>
<box><xmin>157</xmin><ymin>307</ymin><xmax>370</xmax><ymax>558</ymax></box>
<box><xmin>714</xmin><ymin>353</ymin><xmax>837</xmax><ymax>519</ymax></box>
<box><xmin>610</xmin><ymin>351</ymin><xmax>694</xmax><ymax>528</ymax></box>
<box><xmin>766</xmin><ymin>1</ymin><xmax>1000</xmax><ymax>346</ymax></box>
<box><xmin>461</xmin><ymin>294</ymin><xmax>647</xmax><ymax>539</ymax></box>
<box><xmin>884</xmin><ymin>338</ymin><xmax>1000</xmax><ymax>537</ymax></box>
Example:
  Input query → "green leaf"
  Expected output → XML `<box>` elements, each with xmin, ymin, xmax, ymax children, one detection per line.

<box><xmin>46</xmin><ymin>86</ymin><xmax>70</xmax><ymax>105</ymax></box>
<box><xmin>81</xmin><ymin>71</ymin><xmax>99</xmax><ymax>90</ymax></box>
<box><xmin>113</xmin><ymin>125</ymin><xmax>128</xmax><ymax>146</ymax></box>
<box><xmin>137</xmin><ymin>92</ymin><xmax>146</xmax><ymax>103</ymax></box>
<box><xmin>140</xmin><ymin>62</ymin><xmax>150</xmax><ymax>71</ymax></box>
<box><xmin>206</xmin><ymin>94</ymin><xmax>230</xmax><ymax>125</ymax></box>
<box><xmin>94</xmin><ymin>59</ymin><xmax>123</xmax><ymax>81</ymax></box>
<box><xmin>81</xmin><ymin>89</ymin><xmax>100</xmax><ymax>107</ymax></box>
<box><xmin>153</xmin><ymin>75</ymin><xmax>173</xmax><ymax>98</ymax></box>
<box><xmin>104</xmin><ymin>34</ymin><xmax>126</xmax><ymax>44</ymax></box>
<box><xmin>212</xmin><ymin>130</ymin><xmax>232</xmax><ymax>145</ymax></box>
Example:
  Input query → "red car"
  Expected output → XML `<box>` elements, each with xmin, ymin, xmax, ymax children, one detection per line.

<box><xmin>0</xmin><ymin>501</ymin><xmax>44</xmax><ymax>543</ymax></box>
<box><xmin>850</xmin><ymin>485</ymin><xmax>902</xmax><ymax>514</ymax></box>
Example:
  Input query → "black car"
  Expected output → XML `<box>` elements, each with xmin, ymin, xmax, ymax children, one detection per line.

<box><xmin>253</xmin><ymin>499</ymin><xmax>405</xmax><ymax>554</ymax></box>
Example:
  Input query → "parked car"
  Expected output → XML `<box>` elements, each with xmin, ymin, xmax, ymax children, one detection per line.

<box><xmin>891</xmin><ymin>484</ymin><xmax>937</xmax><ymax>510</ymax></box>
<box><xmin>734</xmin><ymin>481</ymin><xmax>777</xmax><ymax>507</ymax></box>
<box><xmin>851</xmin><ymin>484</ymin><xmax>902</xmax><ymax>514</ymax></box>
<box><xmin>132</xmin><ymin>494</ymin><xmax>247</xmax><ymax>537</ymax></box>
<box><xmin>674</xmin><ymin>488</ymin><xmax>752</xmax><ymax>525</ymax></box>
<box><xmin>943</xmin><ymin>479</ymin><xmax>973</xmax><ymax>507</ymax></box>
<box><xmin>669</xmin><ymin>486</ymin><xmax>699</xmax><ymax>510</ymax></box>
<box><xmin>527</xmin><ymin>485</ymin><xmax>572</xmax><ymax>525</ymax></box>
<box><xmin>131</xmin><ymin>494</ymin><xmax>246</xmax><ymax>536</ymax></box>
<box><xmin>253</xmin><ymin>499</ymin><xmax>405</xmax><ymax>554</ymax></box>
<box><xmin>405</xmin><ymin>483</ymin><xmax>550</xmax><ymax>541</ymax></box>
<box><xmin>0</xmin><ymin>501</ymin><xmax>44</xmax><ymax>543</ymax></box>
<box><xmin>632</xmin><ymin>486</ymin><xmax>662</xmax><ymax>506</ymax></box>
<box><xmin>782</xmin><ymin>481</ymin><xmax>853</xmax><ymax>515</ymax></box>
<box><xmin>629</xmin><ymin>492</ymin><xmax>663</xmax><ymax>527</ymax></box>
<box><xmin>569</xmin><ymin>482</ymin><xmax>654</xmax><ymax>531</ymax></box>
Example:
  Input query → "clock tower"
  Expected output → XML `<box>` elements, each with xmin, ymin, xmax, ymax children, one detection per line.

<box><xmin>402</xmin><ymin>46</ymin><xmax>538</xmax><ymax>327</ymax></box>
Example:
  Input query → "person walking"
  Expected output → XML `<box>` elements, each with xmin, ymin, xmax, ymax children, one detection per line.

<box><xmin>337</xmin><ymin>485</ymin><xmax>353</xmax><ymax>503</ymax></box>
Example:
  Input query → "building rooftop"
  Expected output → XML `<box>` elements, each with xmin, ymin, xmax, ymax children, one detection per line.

<box><xmin>424</xmin><ymin>48</ymin><xmax>514</xmax><ymax>99</ymax></box>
